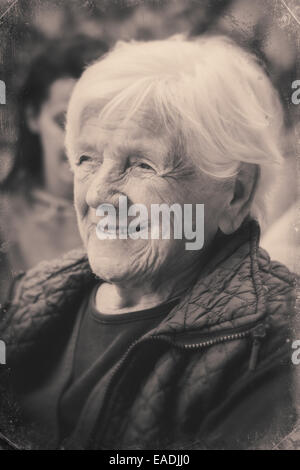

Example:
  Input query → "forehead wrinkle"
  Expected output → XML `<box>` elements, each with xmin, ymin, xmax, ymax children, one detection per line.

<box><xmin>79</xmin><ymin>99</ymin><xmax>108</xmax><ymax>129</ymax></box>
<box><xmin>80</xmin><ymin>97</ymin><xmax>165</xmax><ymax>136</ymax></box>
<box><xmin>77</xmin><ymin>118</ymin><xmax>110</xmax><ymax>155</ymax></box>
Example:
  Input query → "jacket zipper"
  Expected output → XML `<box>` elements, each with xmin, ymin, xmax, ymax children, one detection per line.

<box><xmin>172</xmin><ymin>322</ymin><xmax>267</xmax><ymax>356</ymax></box>
<box><xmin>2</xmin><ymin>323</ymin><xmax>267</xmax><ymax>450</ymax></box>
<box><xmin>153</xmin><ymin>322</ymin><xmax>267</xmax><ymax>370</ymax></box>
<box><xmin>85</xmin><ymin>321</ymin><xmax>266</xmax><ymax>449</ymax></box>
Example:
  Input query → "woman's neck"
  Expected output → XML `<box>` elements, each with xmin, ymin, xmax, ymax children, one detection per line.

<box><xmin>95</xmin><ymin>282</ymin><xmax>176</xmax><ymax>314</ymax></box>
<box><xmin>94</xmin><ymin>259</ymin><xmax>201</xmax><ymax>315</ymax></box>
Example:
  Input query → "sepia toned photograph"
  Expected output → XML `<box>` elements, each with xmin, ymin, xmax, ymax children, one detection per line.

<box><xmin>0</xmin><ymin>0</ymin><xmax>299</xmax><ymax>452</ymax></box>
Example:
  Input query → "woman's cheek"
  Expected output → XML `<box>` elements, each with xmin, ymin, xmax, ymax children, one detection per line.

<box><xmin>127</xmin><ymin>176</ymin><xmax>172</xmax><ymax>206</ymax></box>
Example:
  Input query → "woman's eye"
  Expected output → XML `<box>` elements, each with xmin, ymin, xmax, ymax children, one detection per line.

<box><xmin>54</xmin><ymin>112</ymin><xmax>66</xmax><ymax>130</ymax></box>
<box><xmin>77</xmin><ymin>155</ymin><xmax>91</xmax><ymax>166</ymax></box>
<box><xmin>137</xmin><ymin>162</ymin><xmax>153</xmax><ymax>170</ymax></box>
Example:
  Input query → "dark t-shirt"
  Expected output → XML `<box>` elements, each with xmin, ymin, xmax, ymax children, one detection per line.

<box><xmin>19</xmin><ymin>284</ymin><xmax>178</xmax><ymax>448</ymax></box>
<box><xmin>59</xmin><ymin>286</ymin><xmax>178</xmax><ymax>441</ymax></box>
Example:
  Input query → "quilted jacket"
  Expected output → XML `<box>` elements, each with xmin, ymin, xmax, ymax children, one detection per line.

<box><xmin>0</xmin><ymin>219</ymin><xmax>297</xmax><ymax>450</ymax></box>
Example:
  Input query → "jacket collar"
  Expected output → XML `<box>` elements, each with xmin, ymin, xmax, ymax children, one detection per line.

<box><xmin>150</xmin><ymin>219</ymin><xmax>267</xmax><ymax>339</ymax></box>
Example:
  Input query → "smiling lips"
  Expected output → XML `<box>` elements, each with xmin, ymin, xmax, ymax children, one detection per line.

<box><xmin>98</xmin><ymin>220</ymin><xmax>149</xmax><ymax>236</ymax></box>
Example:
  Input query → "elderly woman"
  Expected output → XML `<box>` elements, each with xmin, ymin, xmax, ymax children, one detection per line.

<box><xmin>0</xmin><ymin>36</ymin><xmax>297</xmax><ymax>450</ymax></box>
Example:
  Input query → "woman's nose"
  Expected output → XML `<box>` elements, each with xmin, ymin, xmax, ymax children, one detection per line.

<box><xmin>85</xmin><ymin>158</ymin><xmax>123</xmax><ymax>209</ymax></box>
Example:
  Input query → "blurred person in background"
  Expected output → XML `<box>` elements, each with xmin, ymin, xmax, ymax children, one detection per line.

<box><xmin>0</xmin><ymin>36</ymin><xmax>108</xmax><ymax>303</ymax></box>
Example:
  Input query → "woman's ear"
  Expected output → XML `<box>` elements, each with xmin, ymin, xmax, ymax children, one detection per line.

<box><xmin>25</xmin><ymin>106</ymin><xmax>40</xmax><ymax>134</ymax></box>
<box><xmin>218</xmin><ymin>163</ymin><xmax>259</xmax><ymax>234</ymax></box>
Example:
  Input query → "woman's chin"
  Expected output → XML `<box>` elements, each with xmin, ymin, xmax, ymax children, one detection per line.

<box><xmin>85</xmin><ymin>233</ymin><xmax>161</xmax><ymax>284</ymax></box>
<box><xmin>88</xmin><ymin>255</ymin><xmax>139</xmax><ymax>284</ymax></box>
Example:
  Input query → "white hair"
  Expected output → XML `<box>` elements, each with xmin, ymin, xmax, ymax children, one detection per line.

<box><xmin>65</xmin><ymin>35</ymin><xmax>285</xmax><ymax>223</ymax></box>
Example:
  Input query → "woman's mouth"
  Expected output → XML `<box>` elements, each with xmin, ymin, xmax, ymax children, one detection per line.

<box><xmin>96</xmin><ymin>220</ymin><xmax>149</xmax><ymax>237</ymax></box>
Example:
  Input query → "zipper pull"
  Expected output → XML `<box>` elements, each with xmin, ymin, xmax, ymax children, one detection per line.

<box><xmin>248</xmin><ymin>324</ymin><xmax>267</xmax><ymax>371</ymax></box>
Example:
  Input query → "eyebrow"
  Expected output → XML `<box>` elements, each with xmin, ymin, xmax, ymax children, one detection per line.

<box><xmin>117</xmin><ymin>141</ymin><xmax>154</xmax><ymax>159</ymax></box>
<box><xmin>75</xmin><ymin>138</ymin><xmax>99</xmax><ymax>156</ymax></box>
<box><xmin>77</xmin><ymin>130</ymin><xmax>161</xmax><ymax>154</ymax></box>
<box><xmin>76</xmin><ymin>124</ymin><xmax>107</xmax><ymax>154</ymax></box>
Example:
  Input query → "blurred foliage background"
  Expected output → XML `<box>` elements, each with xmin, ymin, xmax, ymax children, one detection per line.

<box><xmin>0</xmin><ymin>0</ymin><xmax>299</xmax><ymax>185</ymax></box>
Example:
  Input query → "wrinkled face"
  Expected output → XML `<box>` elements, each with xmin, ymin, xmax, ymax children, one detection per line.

<box><xmin>71</xmin><ymin>108</ymin><xmax>230</xmax><ymax>286</ymax></box>
<box><xmin>36</xmin><ymin>77</ymin><xmax>76</xmax><ymax>194</ymax></box>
